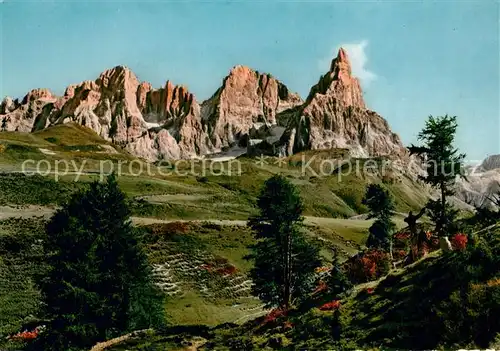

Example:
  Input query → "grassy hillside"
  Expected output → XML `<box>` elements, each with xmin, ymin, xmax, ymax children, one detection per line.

<box><xmin>0</xmin><ymin>124</ymin><xmax>429</xmax><ymax>220</ymax></box>
<box><xmin>0</xmin><ymin>124</ymin><xmax>134</xmax><ymax>173</ymax></box>
<box><xmin>0</xmin><ymin>213</ymin><xmax>391</xmax><ymax>347</ymax></box>
<box><xmin>103</xmin><ymin>224</ymin><xmax>500</xmax><ymax>350</ymax></box>
<box><xmin>0</xmin><ymin>218</ymin><xmax>47</xmax><ymax>346</ymax></box>
<box><xmin>0</xmin><ymin>126</ymin><xmax>436</xmax><ymax>350</ymax></box>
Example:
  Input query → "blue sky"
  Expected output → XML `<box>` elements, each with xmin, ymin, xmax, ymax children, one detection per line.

<box><xmin>1</xmin><ymin>1</ymin><xmax>499</xmax><ymax>161</ymax></box>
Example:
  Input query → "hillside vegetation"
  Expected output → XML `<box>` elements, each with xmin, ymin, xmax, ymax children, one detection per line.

<box><xmin>0</xmin><ymin>124</ymin><xmax>428</xmax><ymax>220</ymax></box>
<box><xmin>104</xmin><ymin>224</ymin><xmax>500</xmax><ymax>350</ymax></box>
<box><xmin>0</xmin><ymin>125</ymin><xmax>453</xmax><ymax>351</ymax></box>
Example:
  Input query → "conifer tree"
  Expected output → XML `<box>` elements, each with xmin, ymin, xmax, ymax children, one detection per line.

<box><xmin>328</xmin><ymin>250</ymin><xmax>352</xmax><ymax>298</ymax></box>
<box><xmin>37</xmin><ymin>174</ymin><xmax>164</xmax><ymax>350</ymax></box>
<box><xmin>247</xmin><ymin>174</ymin><xmax>321</xmax><ymax>310</ymax></box>
<box><xmin>362</xmin><ymin>184</ymin><xmax>396</xmax><ymax>254</ymax></box>
<box><xmin>409</xmin><ymin>115</ymin><xmax>465</xmax><ymax>236</ymax></box>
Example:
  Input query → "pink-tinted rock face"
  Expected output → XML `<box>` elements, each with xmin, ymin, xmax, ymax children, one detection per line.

<box><xmin>22</xmin><ymin>88</ymin><xmax>55</xmax><ymax>104</ymax></box>
<box><xmin>201</xmin><ymin>65</ymin><xmax>303</xmax><ymax>149</ymax></box>
<box><xmin>1</xmin><ymin>50</ymin><xmax>404</xmax><ymax>160</ymax></box>
<box><xmin>0</xmin><ymin>66</ymin><xmax>212</xmax><ymax>160</ymax></box>
<box><xmin>279</xmin><ymin>48</ymin><xmax>405</xmax><ymax>158</ymax></box>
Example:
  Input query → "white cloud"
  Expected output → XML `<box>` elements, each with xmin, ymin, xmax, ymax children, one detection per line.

<box><xmin>318</xmin><ymin>40</ymin><xmax>377</xmax><ymax>87</ymax></box>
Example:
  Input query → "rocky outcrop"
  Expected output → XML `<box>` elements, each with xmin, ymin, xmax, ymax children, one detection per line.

<box><xmin>454</xmin><ymin>155</ymin><xmax>500</xmax><ymax>209</ymax></box>
<box><xmin>1</xmin><ymin>89</ymin><xmax>57</xmax><ymax>132</ymax></box>
<box><xmin>201</xmin><ymin>65</ymin><xmax>303</xmax><ymax>149</ymax></box>
<box><xmin>1</xmin><ymin>49</ymin><xmax>407</xmax><ymax>161</ymax></box>
<box><xmin>478</xmin><ymin>155</ymin><xmax>500</xmax><ymax>172</ymax></box>
<box><xmin>277</xmin><ymin>48</ymin><xmax>405</xmax><ymax>158</ymax></box>
<box><xmin>129</xmin><ymin>80</ymin><xmax>209</xmax><ymax>160</ymax></box>
<box><xmin>1</xmin><ymin>64</ymin><xmax>302</xmax><ymax>161</ymax></box>
<box><xmin>0</xmin><ymin>66</ymin><xmax>213</xmax><ymax>161</ymax></box>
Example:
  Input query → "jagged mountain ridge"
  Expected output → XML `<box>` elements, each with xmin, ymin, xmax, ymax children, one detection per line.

<box><xmin>1</xmin><ymin>48</ymin><xmax>404</xmax><ymax>161</ymax></box>
<box><xmin>454</xmin><ymin>155</ymin><xmax>500</xmax><ymax>209</ymax></box>
<box><xmin>276</xmin><ymin>48</ymin><xmax>406</xmax><ymax>158</ymax></box>
<box><xmin>1</xmin><ymin>66</ymin><xmax>303</xmax><ymax>161</ymax></box>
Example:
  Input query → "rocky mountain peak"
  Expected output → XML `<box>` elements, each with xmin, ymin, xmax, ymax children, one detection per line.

<box><xmin>229</xmin><ymin>65</ymin><xmax>252</xmax><ymax>76</ymax></box>
<box><xmin>1</xmin><ymin>96</ymin><xmax>17</xmax><ymax>114</ymax></box>
<box><xmin>22</xmin><ymin>88</ymin><xmax>55</xmax><ymax>104</ymax></box>
<box><xmin>306</xmin><ymin>48</ymin><xmax>365</xmax><ymax>109</ymax></box>
<box><xmin>330</xmin><ymin>47</ymin><xmax>351</xmax><ymax>78</ymax></box>
<box><xmin>1</xmin><ymin>49</ymin><xmax>406</xmax><ymax>162</ymax></box>
<box><xmin>96</xmin><ymin>65</ymin><xmax>140</xmax><ymax>96</ymax></box>
<box><xmin>200</xmin><ymin>65</ymin><xmax>303</xmax><ymax>149</ymax></box>
<box><xmin>277</xmin><ymin>48</ymin><xmax>403</xmax><ymax>158</ymax></box>
<box><xmin>479</xmin><ymin>154</ymin><xmax>500</xmax><ymax>172</ymax></box>
<box><xmin>138</xmin><ymin>79</ymin><xmax>197</xmax><ymax>123</ymax></box>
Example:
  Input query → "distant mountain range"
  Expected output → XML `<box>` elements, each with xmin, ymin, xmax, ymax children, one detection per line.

<box><xmin>1</xmin><ymin>48</ymin><xmax>405</xmax><ymax>162</ymax></box>
<box><xmin>455</xmin><ymin>155</ymin><xmax>500</xmax><ymax>209</ymax></box>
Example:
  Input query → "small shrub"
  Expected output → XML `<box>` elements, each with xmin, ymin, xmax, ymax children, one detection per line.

<box><xmin>319</xmin><ymin>300</ymin><xmax>341</xmax><ymax>311</ymax></box>
<box><xmin>216</xmin><ymin>264</ymin><xmax>238</xmax><ymax>275</ymax></box>
<box><xmin>44</xmin><ymin>137</ymin><xmax>58</xmax><ymax>144</ymax></box>
<box><xmin>313</xmin><ymin>280</ymin><xmax>328</xmax><ymax>294</ymax></box>
<box><xmin>10</xmin><ymin>329</ymin><xmax>39</xmax><ymax>341</ymax></box>
<box><xmin>315</xmin><ymin>266</ymin><xmax>330</xmax><ymax>273</ymax></box>
<box><xmin>451</xmin><ymin>233</ymin><xmax>468</xmax><ymax>250</ymax></box>
<box><xmin>262</xmin><ymin>309</ymin><xmax>287</xmax><ymax>325</ymax></box>
<box><xmin>345</xmin><ymin>249</ymin><xmax>390</xmax><ymax>283</ymax></box>
<box><xmin>196</xmin><ymin>176</ymin><xmax>209</xmax><ymax>183</ymax></box>
<box><xmin>293</xmin><ymin>308</ymin><xmax>335</xmax><ymax>338</ymax></box>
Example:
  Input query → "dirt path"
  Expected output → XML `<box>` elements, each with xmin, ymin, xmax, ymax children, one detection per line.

<box><xmin>136</xmin><ymin>194</ymin><xmax>210</xmax><ymax>205</ymax></box>
<box><xmin>0</xmin><ymin>205</ymin><xmax>56</xmax><ymax>220</ymax></box>
<box><xmin>131</xmin><ymin>215</ymin><xmax>375</xmax><ymax>228</ymax></box>
<box><xmin>0</xmin><ymin>205</ymin><xmax>375</xmax><ymax>230</ymax></box>
<box><xmin>131</xmin><ymin>216</ymin><xmax>247</xmax><ymax>226</ymax></box>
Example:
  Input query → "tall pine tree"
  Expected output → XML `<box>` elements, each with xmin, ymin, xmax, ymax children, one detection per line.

<box><xmin>37</xmin><ymin>174</ymin><xmax>164</xmax><ymax>350</ymax></box>
<box><xmin>328</xmin><ymin>250</ymin><xmax>352</xmax><ymax>298</ymax></box>
<box><xmin>247</xmin><ymin>174</ymin><xmax>321</xmax><ymax>310</ymax></box>
<box><xmin>409</xmin><ymin>115</ymin><xmax>465</xmax><ymax>236</ymax></box>
<box><xmin>362</xmin><ymin>184</ymin><xmax>396</xmax><ymax>254</ymax></box>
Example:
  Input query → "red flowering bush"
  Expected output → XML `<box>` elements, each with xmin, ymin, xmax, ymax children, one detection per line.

<box><xmin>451</xmin><ymin>233</ymin><xmax>468</xmax><ymax>250</ymax></box>
<box><xmin>395</xmin><ymin>249</ymin><xmax>407</xmax><ymax>259</ymax></box>
<box><xmin>394</xmin><ymin>232</ymin><xmax>410</xmax><ymax>240</ymax></box>
<box><xmin>313</xmin><ymin>280</ymin><xmax>328</xmax><ymax>294</ymax></box>
<box><xmin>345</xmin><ymin>249</ymin><xmax>390</xmax><ymax>283</ymax></box>
<box><xmin>10</xmin><ymin>328</ymin><xmax>39</xmax><ymax>341</ymax></box>
<box><xmin>200</xmin><ymin>262</ymin><xmax>237</xmax><ymax>275</ymax></box>
<box><xmin>362</xmin><ymin>256</ymin><xmax>377</xmax><ymax>278</ymax></box>
<box><xmin>216</xmin><ymin>264</ymin><xmax>238</xmax><ymax>275</ymax></box>
<box><xmin>263</xmin><ymin>308</ymin><xmax>287</xmax><ymax>324</ymax></box>
<box><xmin>200</xmin><ymin>263</ymin><xmax>214</xmax><ymax>272</ymax></box>
<box><xmin>319</xmin><ymin>300</ymin><xmax>341</xmax><ymax>311</ymax></box>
